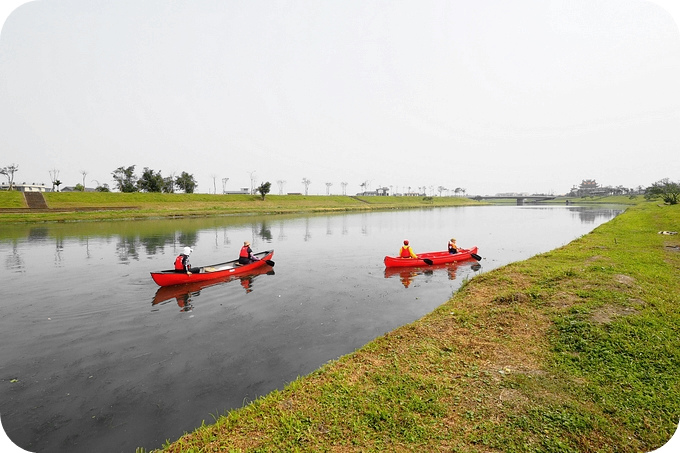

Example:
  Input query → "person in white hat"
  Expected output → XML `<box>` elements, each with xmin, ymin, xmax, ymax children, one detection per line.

<box><xmin>174</xmin><ymin>246</ymin><xmax>198</xmax><ymax>274</ymax></box>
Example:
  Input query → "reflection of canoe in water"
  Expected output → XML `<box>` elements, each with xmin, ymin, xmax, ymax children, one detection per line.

<box><xmin>384</xmin><ymin>262</ymin><xmax>462</xmax><ymax>288</ymax></box>
<box><xmin>150</xmin><ymin>250</ymin><xmax>274</xmax><ymax>287</ymax></box>
<box><xmin>383</xmin><ymin>263</ymin><xmax>457</xmax><ymax>279</ymax></box>
<box><xmin>152</xmin><ymin>265</ymin><xmax>275</xmax><ymax>305</ymax></box>
<box><xmin>383</xmin><ymin>247</ymin><xmax>479</xmax><ymax>268</ymax></box>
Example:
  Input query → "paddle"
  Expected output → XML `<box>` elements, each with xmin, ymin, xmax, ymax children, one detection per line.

<box><xmin>265</xmin><ymin>259</ymin><xmax>275</xmax><ymax>266</ymax></box>
<box><xmin>471</xmin><ymin>253</ymin><xmax>482</xmax><ymax>261</ymax></box>
<box><xmin>423</xmin><ymin>258</ymin><xmax>434</xmax><ymax>265</ymax></box>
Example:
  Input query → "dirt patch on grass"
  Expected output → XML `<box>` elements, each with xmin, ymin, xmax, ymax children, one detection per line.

<box><xmin>613</xmin><ymin>274</ymin><xmax>636</xmax><ymax>286</ymax></box>
<box><xmin>493</xmin><ymin>292</ymin><xmax>531</xmax><ymax>304</ymax></box>
<box><xmin>547</xmin><ymin>291</ymin><xmax>581</xmax><ymax>309</ymax></box>
<box><xmin>591</xmin><ymin>304</ymin><xmax>640</xmax><ymax>324</ymax></box>
<box><xmin>498</xmin><ymin>387</ymin><xmax>530</xmax><ymax>405</ymax></box>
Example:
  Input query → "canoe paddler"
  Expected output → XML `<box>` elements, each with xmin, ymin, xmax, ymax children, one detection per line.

<box><xmin>239</xmin><ymin>241</ymin><xmax>260</xmax><ymax>264</ymax></box>
<box><xmin>448</xmin><ymin>238</ymin><xmax>458</xmax><ymax>254</ymax></box>
<box><xmin>174</xmin><ymin>246</ymin><xmax>200</xmax><ymax>274</ymax></box>
<box><xmin>399</xmin><ymin>240</ymin><xmax>418</xmax><ymax>259</ymax></box>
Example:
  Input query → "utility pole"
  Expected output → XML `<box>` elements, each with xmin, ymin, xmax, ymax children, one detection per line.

<box><xmin>248</xmin><ymin>171</ymin><xmax>256</xmax><ymax>195</ymax></box>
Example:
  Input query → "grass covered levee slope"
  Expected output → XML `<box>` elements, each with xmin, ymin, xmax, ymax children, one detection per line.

<box><xmin>0</xmin><ymin>191</ymin><xmax>483</xmax><ymax>223</ymax></box>
<box><xmin>138</xmin><ymin>202</ymin><xmax>678</xmax><ymax>453</ymax></box>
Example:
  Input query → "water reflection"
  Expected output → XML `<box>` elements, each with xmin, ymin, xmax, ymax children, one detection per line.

<box><xmin>0</xmin><ymin>216</ymin><xmax>279</xmax><ymax>269</ymax></box>
<box><xmin>571</xmin><ymin>207</ymin><xmax>622</xmax><ymax>223</ymax></box>
<box><xmin>5</xmin><ymin>243</ymin><xmax>24</xmax><ymax>272</ymax></box>
<box><xmin>384</xmin><ymin>261</ymin><xmax>481</xmax><ymax>288</ymax></box>
<box><xmin>0</xmin><ymin>206</ymin><xmax>624</xmax><ymax>268</ymax></box>
<box><xmin>151</xmin><ymin>267</ymin><xmax>276</xmax><ymax>310</ymax></box>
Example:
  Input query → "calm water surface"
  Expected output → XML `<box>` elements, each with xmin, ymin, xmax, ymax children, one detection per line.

<box><xmin>0</xmin><ymin>205</ymin><xmax>623</xmax><ymax>452</ymax></box>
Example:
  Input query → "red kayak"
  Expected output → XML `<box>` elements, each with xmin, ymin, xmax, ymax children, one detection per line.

<box><xmin>383</xmin><ymin>247</ymin><xmax>480</xmax><ymax>268</ymax></box>
<box><xmin>150</xmin><ymin>250</ymin><xmax>274</xmax><ymax>287</ymax></box>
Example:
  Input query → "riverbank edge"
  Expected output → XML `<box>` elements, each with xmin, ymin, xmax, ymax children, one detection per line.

<box><xmin>0</xmin><ymin>192</ymin><xmax>642</xmax><ymax>225</ymax></box>
<box><xmin>0</xmin><ymin>193</ymin><xmax>487</xmax><ymax>224</ymax></box>
<box><xmin>145</xmin><ymin>202</ymin><xmax>679</xmax><ymax>452</ymax></box>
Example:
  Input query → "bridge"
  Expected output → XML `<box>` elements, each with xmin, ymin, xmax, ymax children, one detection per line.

<box><xmin>472</xmin><ymin>195</ymin><xmax>556</xmax><ymax>206</ymax></box>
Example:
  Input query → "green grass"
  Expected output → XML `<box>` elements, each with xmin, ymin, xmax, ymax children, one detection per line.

<box><xmin>0</xmin><ymin>190</ymin><xmax>26</xmax><ymax>208</ymax></box>
<box><xmin>0</xmin><ymin>192</ymin><xmax>483</xmax><ymax>224</ymax></box>
<box><xmin>138</xmin><ymin>202</ymin><xmax>679</xmax><ymax>452</ymax></box>
<box><xmin>1</xmin><ymin>192</ymin><xmax>648</xmax><ymax>225</ymax></box>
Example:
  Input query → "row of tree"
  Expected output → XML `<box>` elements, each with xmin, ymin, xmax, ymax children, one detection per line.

<box><xmin>111</xmin><ymin>166</ymin><xmax>197</xmax><ymax>193</ymax></box>
<box><xmin>111</xmin><ymin>166</ymin><xmax>274</xmax><ymax>199</ymax></box>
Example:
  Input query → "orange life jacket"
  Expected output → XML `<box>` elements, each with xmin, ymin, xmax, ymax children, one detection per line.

<box><xmin>174</xmin><ymin>254</ymin><xmax>186</xmax><ymax>270</ymax></box>
<box><xmin>239</xmin><ymin>246</ymin><xmax>250</xmax><ymax>258</ymax></box>
<box><xmin>400</xmin><ymin>246</ymin><xmax>412</xmax><ymax>258</ymax></box>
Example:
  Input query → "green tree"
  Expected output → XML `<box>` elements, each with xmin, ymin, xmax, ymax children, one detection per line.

<box><xmin>645</xmin><ymin>178</ymin><xmax>680</xmax><ymax>205</ymax></box>
<box><xmin>162</xmin><ymin>176</ymin><xmax>175</xmax><ymax>193</ymax></box>
<box><xmin>74</xmin><ymin>183</ymin><xmax>85</xmax><ymax>192</ymax></box>
<box><xmin>175</xmin><ymin>172</ymin><xmax>197</xmax><ymax>193</ymax></box>
<box><xmin>112</xmin><ymin>165</ymin><xmax>138</xmax><ymax>192</ymax></box>
<box><xmin>137</xmin><ymin>167</ymin><xmax>165</xmax><ymax>192</ymax></box>
<box><xmin>95</xmin><ymin>184</ymin><xmax>110</xmax><ymax>192</ymax></box>
<box><xmin>257</xmin><ymin>181</ymin><xmax>272</xmax><ymax>200</ymax></box>
<box><xmin>0</xmin><ymin>164</ymin><xmax>19</xmax><ymax>190</ymax></box>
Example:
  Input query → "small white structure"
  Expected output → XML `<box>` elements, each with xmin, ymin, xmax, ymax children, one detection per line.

<box><xmin>0</xmin><ymin>183</ymin><xmax>48</xmax><ymax>192</ymax></box>
<box><xmin>223</xmin><ymin>188</ymin><xmax>250</xmax><ymax>195</ymax></box>
<box><xmin>357</xmin><ymin>187</ymin><xmax>390</xmax><ymax>196</ymax></box>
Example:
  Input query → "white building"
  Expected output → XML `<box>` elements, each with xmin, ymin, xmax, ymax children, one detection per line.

<box><xmin>0</xmin><ymin>183</ymin><xmax>48</xmax><ymax>192</ymax></box>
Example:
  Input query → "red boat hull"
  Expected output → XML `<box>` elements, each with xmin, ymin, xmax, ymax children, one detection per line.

<box><xmin>150</xmin><ymin>250</ymin><xmax>274</xmax><ymax>287</ymax></box>
<box><xmin>152</xmin><ymin>265</ymin><xmax>275</xmax><ymax>305</ymax></box>
<box><xmin>383</xmin><ymin>247</ymin><xmax>478</xmax><ymax>268</ymax></box>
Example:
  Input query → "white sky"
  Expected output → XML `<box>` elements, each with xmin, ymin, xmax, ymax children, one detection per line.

<box><xmin>1</xmin><ymin>0</ymin><xmax>679</xmax><ymax>196</ymax></box>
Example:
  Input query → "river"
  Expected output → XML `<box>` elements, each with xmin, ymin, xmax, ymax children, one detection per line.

<box><xmin>0</xmin><ymin>204</ymin><xmax>623</xmax><ymax>452</ymax></box>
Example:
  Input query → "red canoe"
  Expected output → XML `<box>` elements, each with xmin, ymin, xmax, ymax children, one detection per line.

<box><xmin>383</xmin><ymin>247</ymin><xmax>480</xmax><ymax>268</ymax></box>
<box><xmin>150</xmin><ymin>250</ymin><xmax>274</xmax><ymax>287</ymax></box>
<box><xmin>152</xmin><ymin>265</ymin><xmax>275</xmax><ymax>305</ymax></box>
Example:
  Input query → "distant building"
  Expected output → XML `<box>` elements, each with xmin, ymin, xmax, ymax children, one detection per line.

<box><xmin>61</xmin><ymin>186</ymin><xmax>96</xmax><ymax>192</ymax></box>
<box><xmin>357</xmin><ymin>187</ymin><xmax>390</xmax><ymax>196</ymax></box>
<box><xmin>580</xmin><ymin>179</ymin><xmax>598</xmax><ymax>190</ymax></box>
<box><xmin>223</xmin><ymin>188</ymin><xmax>250</xmax><ymax>195</ymax></box>
<box><xmin>495</xmin><ymin>192</ymin><xmax>530</xmax><ymax>197</ymax></box>
<box><xmin>569</xmin><ymin>179</ymin><xmax>609</xmax><ymax>197</ymax></box>
<box><xmin>0</xmin><ymin>183</ymin><xmax>48</xmax><ymax>192</ymax></box>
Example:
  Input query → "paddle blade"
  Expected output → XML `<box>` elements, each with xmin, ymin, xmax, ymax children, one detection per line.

<box><xmin>423</xmin><ymin>258</ymin><xmax>434</xmax><ymax>265</ymax></box>
<box><xmin>265</xmin><ymin>259</ymin><xmax>275</xmax><ymax>266</ymax></box>
<box><xmin>471</xmin><ymin>253</ymin><xmax>482</xmax><ymax>261</ymax></box>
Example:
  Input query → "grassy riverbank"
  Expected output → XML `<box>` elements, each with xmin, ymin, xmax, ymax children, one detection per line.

<box><xmin>0</xmin><ymin>192</ymin><xmax>482</xmax><ymax>224</ymax></box>
<box><xmin>143</xmin><ymin>201</ymin><xmax>679</xmax><ymax>452</ymax></box>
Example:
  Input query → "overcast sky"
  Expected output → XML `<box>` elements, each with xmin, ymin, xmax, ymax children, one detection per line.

<box><xmin>1</xmin><ymin>0</ymin><xmax>679</xmax><ymax>196</ymax></box>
